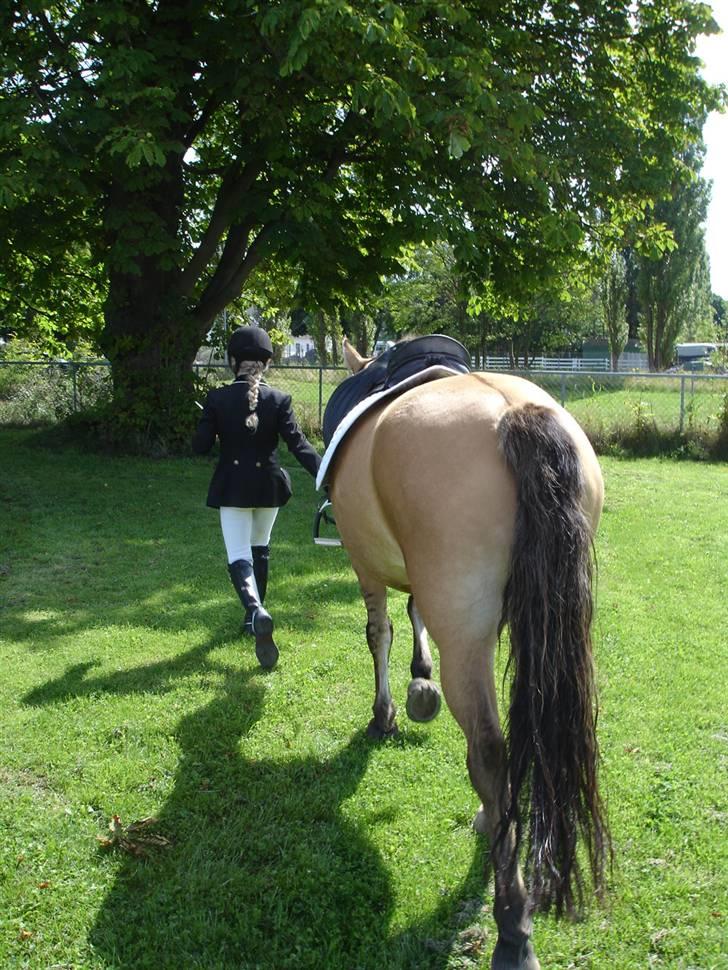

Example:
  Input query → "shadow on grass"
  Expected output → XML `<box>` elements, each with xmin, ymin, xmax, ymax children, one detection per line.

<box><xmin>10</xmin><ymin>429</ymin><xmax>495</xmax><ymax>967</ymax></box>
<box><xmin>24</xmin><ymin>644</ymin><xmax>493</xmax><ymax>970</ymax></box>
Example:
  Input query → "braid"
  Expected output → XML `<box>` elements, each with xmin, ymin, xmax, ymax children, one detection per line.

<box><xmin>236</xmin><ymin>360</ymin><xmax>265</xmax><ymax>432</ymax></box>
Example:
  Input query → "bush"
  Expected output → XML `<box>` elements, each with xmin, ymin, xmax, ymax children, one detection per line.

<box><xmin>0</xmin><ymin>343</ymin><xmax>112</xmax><ymax>425</ymax></box>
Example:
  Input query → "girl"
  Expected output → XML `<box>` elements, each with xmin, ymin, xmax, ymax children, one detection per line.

<box><xmin>192</xmin><ymin>326</ymin><xmax>321</xmax><ymax>668</ymax></box>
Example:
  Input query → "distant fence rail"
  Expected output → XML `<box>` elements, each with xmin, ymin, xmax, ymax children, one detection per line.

<box><xmin>1</xmin><ymin>359</ymin><xmax>726</xmax><ymax>442</ymax></box>
<box><xmin>480</xmin><ymin>356</ymin><xmax>610</xmax><ymax>371</ymax></box>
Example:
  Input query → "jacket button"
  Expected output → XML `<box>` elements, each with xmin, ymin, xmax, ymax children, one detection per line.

<box><xmin>233</xmin><ymin>459</ymin><xmax>239</xmax><ymax>466</ymax></box>
<box><xmin>255</xmin><ymin>461</ymin><xmax>261</xmax><ymax>468</ymax></box>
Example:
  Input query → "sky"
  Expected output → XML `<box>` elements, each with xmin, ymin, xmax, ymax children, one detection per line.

<box><xmin>697</xmin><ymin>0</ymin><xmax>728</xmax><ymax>298</ymax></box>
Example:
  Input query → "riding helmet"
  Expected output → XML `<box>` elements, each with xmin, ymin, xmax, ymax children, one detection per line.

<box><xmin>227</xmin><ymin>326</ymin><xmax>274</xmax><ymax>364</ymax></box>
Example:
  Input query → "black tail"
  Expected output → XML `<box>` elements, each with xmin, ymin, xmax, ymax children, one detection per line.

<box><xmin>497</xmin><ymin>403</ymin><xmax>609</xmax><ymax>917</ymax></box>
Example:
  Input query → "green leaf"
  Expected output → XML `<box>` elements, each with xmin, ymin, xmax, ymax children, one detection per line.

<box><xmin>448</xmin><ymin>131</ymin><xmax>471</xmax><ymax>159</ymax></box>
<box><xmin>298</xmin><ymin>8</ymin><xmax>320</xmax><ymax>40</ymax></box>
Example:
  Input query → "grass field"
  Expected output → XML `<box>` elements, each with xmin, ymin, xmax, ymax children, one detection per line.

<box><xmin>1</xmin><ymin>428</ymin><xmax>726</xmax><ymax>969</ymax></box>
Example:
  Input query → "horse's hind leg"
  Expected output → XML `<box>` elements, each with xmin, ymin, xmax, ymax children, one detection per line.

<box><xmin>356</xmin><ymin>572</ymin><xmax>398</xmax><ymax>739</ymax></box>
<box><xmin>437</xmin><ymin>638</ymin><xmax>539</xmax><ymax>970</ymax></box>
<box><xmin>405</xmin><ymin>596</ymin><xmax>442</xmax><ymax>723</ymax></box>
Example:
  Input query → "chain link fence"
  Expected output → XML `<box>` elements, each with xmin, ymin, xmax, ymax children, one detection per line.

<box><xmin>1</xmin><ymin>359</ymin><xmax>727</xmax><ymax>446</ymax></box>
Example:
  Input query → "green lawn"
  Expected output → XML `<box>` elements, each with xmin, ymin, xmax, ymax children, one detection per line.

<box><xmin>0</xmin><ymin>429</ymin><xmax>726</xmax><ymax>969</ymax></box>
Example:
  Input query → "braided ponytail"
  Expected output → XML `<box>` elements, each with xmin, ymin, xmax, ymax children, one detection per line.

<box><xmin>235</xmin><ymin>360</ymin><xmax>266</xmax><ymax>432</ymax></box>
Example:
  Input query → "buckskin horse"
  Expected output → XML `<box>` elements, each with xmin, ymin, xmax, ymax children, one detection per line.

<box><xmin>320</xmin><ymin>337</ymin><xmax>609</xmax><ymax>970</ymax></box>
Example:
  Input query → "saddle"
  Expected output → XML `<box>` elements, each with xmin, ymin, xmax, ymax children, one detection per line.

<box><xmin>314</xmin><ymin>334</ymin><xmax>471</xmax><ymax>544</ymax></box>
<box><xmin>322</xmin><ymin>334</ymin><xmax>471</xmax><ymax>446</ymax></box>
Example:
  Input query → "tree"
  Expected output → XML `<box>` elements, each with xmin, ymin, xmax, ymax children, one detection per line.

<box><xmin>1</xmin><ymin>0</ymin><xmax>719</xmax><ymax>448</ymax></box>
<box><xmin>376</xmin><ymin>243</ymin><xmax>471</xmax><ymax>338</ymax></box>
<box><xmin>0</xmin><ymin>243</ymin><xmax>105</xmax><ymax>355</ymax></box>
<box><xmin>482</xmin><ymin>283</ymin><xmax>601</xmax><ymax>367</ymax></box>
<box><xmin>307</xmin><ymin>310</ymin><xmax>342</xmax><ymax>366</ymax></box>
<box><xmin>598</xmin><ymin>252</ymin><xmax>629</xmax><ymax>370</ymax></box>
<box><xmin>711</xmin><ymin>294</ymin><xmax>727</xmax><ymax>338</ymax></box>
<box><xmin>636</xmin><ymin>149</ymin><xmax>714</xmax><ymax>369</ymax></box>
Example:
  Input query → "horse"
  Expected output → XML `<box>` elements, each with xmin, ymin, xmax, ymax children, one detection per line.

<box><xmin>324</xmin><ymin>338</ymin><xmax>609</xmax><ymax>970</ymax></box>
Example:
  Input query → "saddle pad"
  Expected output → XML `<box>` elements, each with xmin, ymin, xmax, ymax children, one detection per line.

<box><xmin>316</xmin><ymin>365</ymin><xmax>461</xmax><ymax>490</ymax></box>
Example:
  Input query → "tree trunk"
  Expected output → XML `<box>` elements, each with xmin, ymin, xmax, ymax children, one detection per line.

<box><xmin>310</xmin><ymin>311</ymin><xmax>329</xmax><ymax>366</ymax></box>
<box><xmin>101</xmin><ymin>295</ymin><xmax>204</xmax><ymax>453</ymax></box>
<box><xmin>97</xmin><ymin>154</ymin><xmax>213</xmax><ymax>452</ymax></box>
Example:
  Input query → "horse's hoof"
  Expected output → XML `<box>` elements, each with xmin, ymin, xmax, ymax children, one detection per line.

<box><xmin>366</xmin><ymin>717</ymin><xmax>399</xmax><ymax>741</ymax></box>
<box><xmin>473</xmin><ymin>806</ymin><xmax>488</xmax><ymax>834</ymax></box>
<box><xmin>491</xmin><ymin>939</ymin><xmax>540</xmax><ymax>970</ymax></box>
<box><xmin>406</xmin><ymin>677</ymin><xmax>442</xmax><ymax>722</ymax></box>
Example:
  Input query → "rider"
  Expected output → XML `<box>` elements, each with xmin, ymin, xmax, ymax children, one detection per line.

<box><xmin>192</xmin><ymin>326</ymin><xmax>321</xmax><ymax>668</ymax></box>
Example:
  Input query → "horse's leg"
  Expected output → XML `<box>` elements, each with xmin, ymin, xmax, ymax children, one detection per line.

<box><xmin>357</xmin><ymin>572</ymin><xmax>398</xmax><ymax>740</ymax></box>
<box><xmin>437</xmin><ymin>635</ymin><xmax>539</xmax><ymax>970</ymax></box>
<box><xmin>405</xmin><ymin>595</ymin><xmax>442</xmax><ymax>723</ymax></box>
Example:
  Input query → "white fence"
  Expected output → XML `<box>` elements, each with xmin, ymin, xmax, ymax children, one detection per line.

<box><xmin>476</xmin><ymin>353</ymin><xmax>650</xmax><ymax>372</ymax></box>
<box><xmin>478</xmin><ymin>355</ymin><xmax>609</xmax><ymax>371</ymax></box>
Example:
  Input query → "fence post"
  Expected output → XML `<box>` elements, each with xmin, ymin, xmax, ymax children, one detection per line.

<box><xmin>560</xmin><ymin>372</ymin><xmax>566</xmax><ymax>407</ymax></box>
<box><xmin>679</xmin><ymin>374</ymin><xmax>685</xmax><ymax>432</ymax></box>
<box><xmin>318</xmin><ymin>366</ymin><xmax>323</xmax><ymax>429</ymax></box>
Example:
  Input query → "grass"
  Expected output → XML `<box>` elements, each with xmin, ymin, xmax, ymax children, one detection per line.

<box><xmin>0</xmin><ymin>428</ymin><xmax>726</xmax><ymax>970</ymax></box>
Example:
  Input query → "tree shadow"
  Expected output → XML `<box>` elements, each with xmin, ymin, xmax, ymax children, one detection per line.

<box><xmin>24</xmin><ymin>646</ymin><xmax>493</xmax><ymax>970</ymax></box>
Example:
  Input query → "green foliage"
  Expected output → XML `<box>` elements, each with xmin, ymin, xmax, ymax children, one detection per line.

<box><xmin>713</xmin><ymin>392</ymin><xmax>728</xmax><ymax>459</ymax></box>
<box><xmin>0</xmin><ymin>0</ymin><xmax>721</xmax><ymax>447</ymax></box>
<box><xmin>711</xmin><ymin>293</ymin><xmax>727</xmax><ymax>336</ymax></box>
<box><xmin>374</xmin><ymin>243</ymin><xmax>471</xmax><ymax>339</ymax></box>
<box><xmin>0</xmin><ymin>247</ymin><xmax>105</xmax><ymax>355</ymax></box>
<box><xmin>0</xmin><ymin>337</ymin><xmax>112</xmax><ymax>425</ymax></box>
<box><xmin>636</xmin><ymin>147</ymin><xmax>715</xmax><ymax>369</ymax></box>
<box><xmin>598</xmin><ymin>252</ymin><xmax>630</xmax><ymax>369</ymax></box>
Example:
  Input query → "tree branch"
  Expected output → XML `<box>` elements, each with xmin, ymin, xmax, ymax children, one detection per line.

<box><xmin>193</xmin><ymin>222</ymin><xmax>279</xmax><ymax>325</ymax></box>
<box><xmin>183</xmin><ymin>93</ymin><xmax>224</xmax><ymax>147</ymax></box>
<box><xmin>178</xmin><ymin>158</ymin><xmax>264</xmax><ymax>296</ymax></box>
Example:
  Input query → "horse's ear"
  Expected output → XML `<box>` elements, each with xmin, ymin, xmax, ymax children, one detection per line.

<box><xmin>343</xmin><ymin>337</ymin><xmax>371</xmax><ymax>374</ymax></box>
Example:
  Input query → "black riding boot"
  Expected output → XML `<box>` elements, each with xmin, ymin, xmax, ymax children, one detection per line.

<box><xmin>252</xmin><ymin>544</ymin><xmax>270</xmax><ymax>602</ymax></box>
<box><xmin>228</xmin><ymin>559</ymin><xmax>278</xmax><ymax>669</ymax></box>
<box><xmin>242</xmin><ymin>545</ymin><xmax>271</xmax><ymax>636</ymax></box>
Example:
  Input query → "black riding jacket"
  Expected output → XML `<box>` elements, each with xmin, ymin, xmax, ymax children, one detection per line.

<box><xmin>192</xmin><ymin>377</ymin><xmax>321</xmax><ymax>509</ymax></box>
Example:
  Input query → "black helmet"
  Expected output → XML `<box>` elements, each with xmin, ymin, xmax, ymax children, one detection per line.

<box><xmin>227</xmin><ymin>326</ymin><xmax>274</xmax><ymax>364</ymax></box>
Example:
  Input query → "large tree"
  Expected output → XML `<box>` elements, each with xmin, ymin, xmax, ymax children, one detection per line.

<box><xmin>0</xmin><ymin>0</ymin><xmax>718</xmax><ymax>447</ymax></box>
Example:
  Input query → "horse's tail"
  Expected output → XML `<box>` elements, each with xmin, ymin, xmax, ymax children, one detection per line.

<box><xmin>497</xmin><ymin>402</ymin><xmax>609</xmax><ymax>918</ymax></box>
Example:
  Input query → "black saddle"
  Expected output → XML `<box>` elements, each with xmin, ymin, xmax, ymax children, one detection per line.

<box><xmin>323</xmin><ymin>334</ymin><xmax>471</xmax><ymax>446</ymax></box>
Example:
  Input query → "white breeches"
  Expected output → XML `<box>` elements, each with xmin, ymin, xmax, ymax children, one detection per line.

<box><xmin>219</xmin><ymin>506</ymin><xmax>279</xmax><ymax>564</ymax></box>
